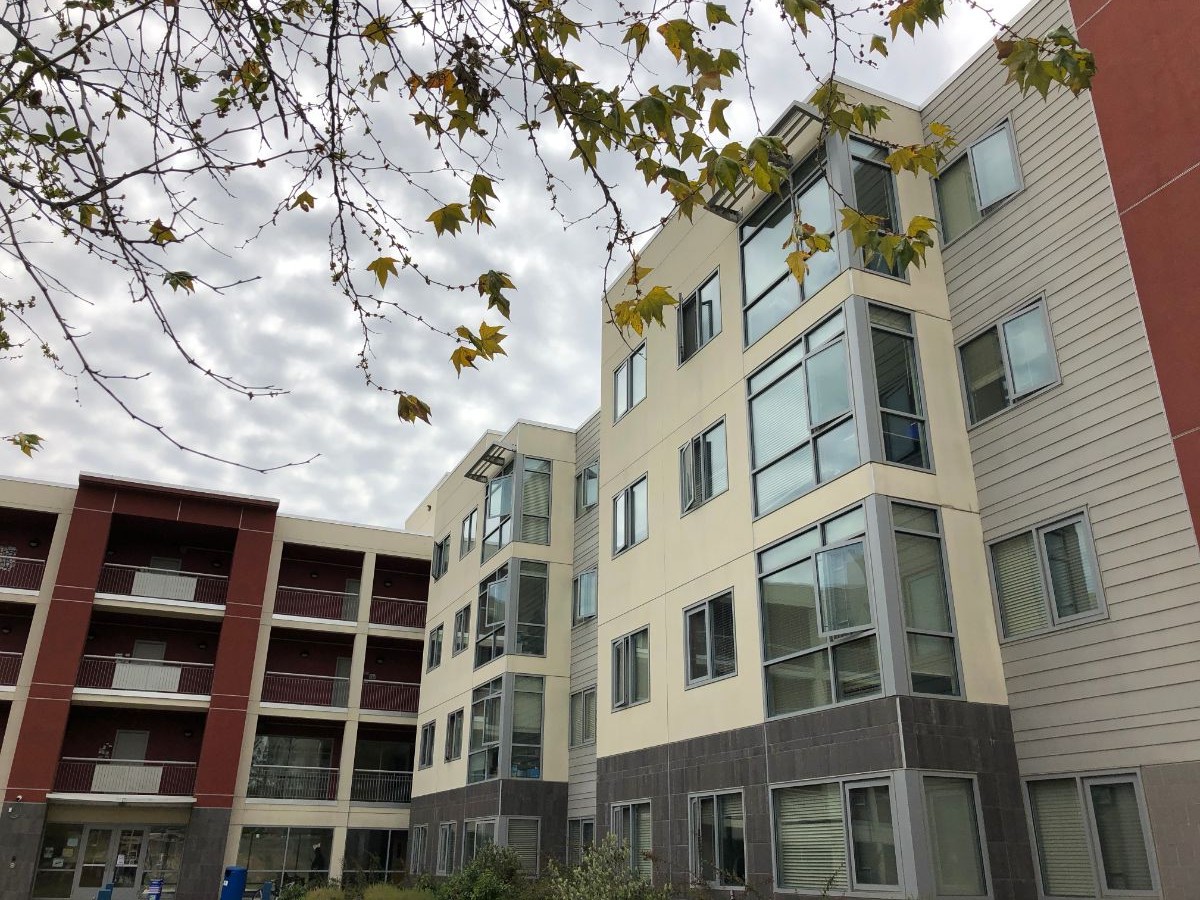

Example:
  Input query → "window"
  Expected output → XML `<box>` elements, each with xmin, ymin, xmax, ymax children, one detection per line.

<box><xmin>437</xmin><ymin>822</ymin><xmax>457</xmax><ymax>875</ymax></box>
<box><xmin>461</xmin><ymin>509</ymin><xmax>478</xmax><ymax>558</ymax></box>
<box><xmin>614</xmin><ymin>344</ymin><xmax>647</xmax><ymax>420</ymax></box>
<box><xmin>505</xmin><ymin>818</ymin><xmax>541</xmax><ymax>874</ymax></box>
<box><xmin>573</xmin><ymin>569</ymin><xmax>597</xmax><ymax>624</ymax></box>
<box><xmin>463</xmin><ymin>819</ymin><xmax>497</xmax><ymax>866</ymax></box>
<box><xmin>990</xmin><ymin>512</ymin><xmax>1104</xmax><ymax>639</ymax></box>
<box><xmin>409</xmin><ymin>825</ymin><xmax>428</xmax><ymax>876</ymax></box>
<box><xmin>924</xmin><ymin>776</ymin><xmax>987</xmax><ymax>896</ymax></box>
<box><xmin>418</xmin><ymin>722</ymin><xmax>436</xmax><ymax>769</ymax></box>
<box><xmin>935</xmin><ymin>122</ymin><xmax>1022</xmax><ymax>242</ymax></box>
<box><xmin>238</xmin><ymin>827</ymin><xmax>334</xmax><ymax>890</ymax></box>
<box><xmin>612</xmin><ymin>628</ymin><xmax>650</xmax><ymax>709</ymax></box>
<box><xmin>758</xmin><ymin>506</ymin><xmax>880</xmax><ymax>717</ymax></box>
<box><xmin>959</xmin><ymin>298</ymin><xmax>1057</xmax><ymax>423</ymax></box>
<box><xmin>468</xmin><ymin>676</ymin><xmax>503</xmax><ymax>783</ymax></box>
<box><xmin>476</xmin><ymin>561</ymin><xmax>546</xmax><ymax>666</ymax></box>
<box><xmin>427</xmin><ymin>624</ymin><xmax>443</xmax><ymax>671</ymax></box>
<box><xmin>515</xmin><ymin>561</ymin><xmax>547</xmax><ymax>655</ymax></box>
<box><xmin>613</xmin><ymin>476</ymin><xmax>649</xmax><ymax>554</ymax></box>
<box><xmin>850</xmin><ymin>139</ymin><xmax>902</xmax><ymax>277</ymax></box>
<box><xmin>679</xmin><ymin>271</ymin><xmax>721</xmax><ymax>363</ymax></box>
<box><xmin>445</xmin><ymin>708</ymin><xmax>464</xmax><ymax>761</ymax></box>
<box><xmin>510</xmin><ymin>675</ymin><xmax>544</xmax><ymax>778</ymax></box>
<box><xmin>684</xmin><ymin>591</ymin><xmax>736</xmax><ymax>685</ymax></box>
<box><xmin>567</xmin><ymin>818</ymin><xmax>595</xmax><ymax>867</ymax></box>
<box><xmin>476</xmin><ymin>564</ymin><xmax>509</xmax><ymax>666</ymax></box>
<box><xmin>575</xmin><ymin>462</ymin><xmax>599</xmax><ymax>516</ymax></box>
<box><xmin>569</xmin><ymin>687</ymin><xmax>597</xmax><ymax>746</ymax></box>
<box><xmin>680</xmin><ymin>420</ymin><xmax>728</xmax><ymax>513</ymax></box>
<box><xmin>748</xmin><ymin>310</ymin><xmax>857</xmax><ymax>516</ymax></box>
<box><xmin>520</xmin><ymin>457</ymin><xmax>552</xmax><ymax>544</ymax></box>
<box><xmin>453</xmin><ymin>605</ymin><xmax>471</xmax><ymax>655</ymax></box>
<box><xmin>773</xmin><ymin>777</ymin><xmax>899</xmax><ymax>892</ymax></box>
<box><xmin>741</xmin><ymin>153</ymin><xmax>838</xmax><ymax>345</ymax></box>
<box><xmin>432</xmin><ymin>535</ymin><xmax>450</xmax><ymax>580</ymax></box>
<box><xmin>1026</xmin><ymin>774</ymin><xmax>1156</xmax><ymax>897</ymax></box>
<box><xmin>893</xmin><ymin>503</ymin><xmax>960</xmax><ymax>696</ymax></box>
<box><xmin>690</xmin><ymin>792</ymin><xmax>745</xmax><ymax>887</ymax></box>
<box><xmin>870</xmin><ymin>305</ymin><xmax>929</xmax><ymax>468</ymax></box>
<box><xmin>482</xmin><ymin>462</ymin><xmax>514</xmax><ymax>563</ymax></box>
<box><xmin>612</xmin><ymin>801</ymin><xmax>652</xmax><ymax>877</ymax></box>
<box><xmin>343</xmin><ymin>829</ymin><xmax>406</xmax><ymax>885</ymax></box>
<box><xmin>248</xmin><ymin>734</ymin><xmax>335</xmax><ymax>799</ymax></box>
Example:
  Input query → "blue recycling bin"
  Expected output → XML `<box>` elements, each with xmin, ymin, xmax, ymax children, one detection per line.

<box><xmin>256</xmin><ymin>882</ymin><xmax>273</xmax><ymax>900</ymax></box>
<box><xmin>147</xmin><ymin>879</ymin><xmax>165</xmax><ymax>900</ymax></box>
<box><xmin>220</xmin><ymin>866</ymin><xmax>247</xmax><ymax>900</ymax></box>
<box><xmin>96</xmin><ymin>884</ymin><xmax>114</xmax><ymax>900</ymax></box>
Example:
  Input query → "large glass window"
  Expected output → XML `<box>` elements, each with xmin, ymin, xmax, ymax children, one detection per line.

<box><xmin>437</xmin><ymin>822</ymin><xmax>457</xmax><ymax>875</ymax></box>
<box><xmin>520</xmin><ymin>457</ymin><xmax>551</xmax><ymax>544</ymax></box>
<box><xmin>238</xmin><ymin>827</ymin><xmax>333</xmax><ymax>890</ymax></box>
<box><xmin>482</xmin><ymin>463</ymin><xmax>514</xmax><ymax>562</ymax></box>
<box><xmin>463</xmin><ymin>819</ymin><xmax>497</xmax><ymax>867</ymax></box>
<box><xmin>475</xmin><ymin>564</ymin><xmax>508</xmax><ymax>666</ymax></box>
<box><xmin>570</xmin><ymin>687</ymin><xmax>597</xmax><ymax>746</ymax></box>
<box><xmin>461</xmin><ymin>509</ymin><xmax>478</xmax><ymax>558</ymax></box>
<box><xmin>924</xmin><ymin>776</ymin><xmax>987</xmax><ymax>896</ymax></box>
<box><xmin>893</xmin><ymin>503</ymin><xmax>960</xmax><ymax>696</ymax></box>
<box><xmin>959</xmin><ymin>299</ymin><xmax>1057</xmax><ymax>423</ymax></box>
<box><xmin>575</xmin><ymin>461</ymin><xmax>599</xmax><ymax>516</ymax></box>
<box><xmin>431</xmin><ymin>535</ymin><xmax>450</xmax><ymax>580</ymax></box>
<box><xmin>510</xmin><ymin>675</ymin><xmax>544</xmax><ymax>779</ymax></box>
<box><xmin>935</xmin><ymin>122</ymin><xmax>1021</xmax><ymax>241</ymax></box>
<box><xmin>427</xmin><ymin>624</ymin><xmax>443</xmax><ymax>671</ymax></box>
<box><xmin>679</xmin><ymin>271</ymin><xmax>721</xmax><ymax>363</ymax></box>
<box><xmin>850</xmin><ymin>139</ymin><xmax>902</xmax><ymax>277</ymax></box>
<box><xmin>614</xmin><ymin>344</ymin><xmax>647</xmax><ymax>420</ymax></box>
<box><xmin>748</xmin><ymin>310</ymin><xmax>856</xmax><ymax>516</ymax></box>
<box><xmin>33</xmin><ymin>824</ymin><xmax>83</xmax><ymax>899</ymax></box>
<box><xmin>690</xmin><ymin>792</ymin><xmax>746</xmax><ymax>887</ymax></box>
<box><xmin>684</xmin><ymin>591</ymin><xmax>736</xmax><ymax>685</ymax></box>
<box><xmin>612</xmin><ymin>627</ymin><xmax>650</xmax><ymax>709</ymax></box>
<box><xmin>680</xmin><ymin>420</ymin><xmax>728</xmax><ymax>513</ymax></box>
<box><xmin>612</xmin><ymin>801</ymin><xmax>653</xmax><ymax>877</ymax></box>
<box><xmin>453</xmin><ymin>605</ymin><xmax>471</xmax><ymax>655</ymax></box>
<box><xmin>870</xmin><ymin>305</ymin><xmax>929</xmax><ymax>468</ymax></box>
<box><xmin>418</xmin><ymin>722</ymin><xmax>435</xmax><ymax>769</ymax></box>
<box><xmin>344</xmin><ymin>829</ymin><xmax>406</xmax><ymax>885</ymax></box>
<box><xmin>567</xmin><ymin>818</ymin><xmax>595</xmax><ymax>867</ymax></box>
<box><xmin>990</xmin><ymin>512</ymin><xmax>1104</xmax><ymax>639</ymax></box>
<box><xmin>759</xmin><ymin>506</ymin><xmax>879</xmax><ymax>716</ymax></box>
<box><xmin>409</xmin><ymin>825</ymin><xmax>428</xmax><ymax>875</ymax></box>
<box><xmin>573</xmin><ymin>569</ymin><xmax>597</xmax><ymax>623</ymax></box>
<box><xmin>445</xmin><ymin>708</ymin><xmax>464</xmax><ymax>761</ymax></box>
<box><xmin>468</xmin><ymin>676</ymin><xmax>503</xmax><ymax>783</ymax></box>
<box><xmin>515</xmin><ymin>561</ymin><xmax>547</xmax><ymax>655</ymax></box>
<box><xmin>613</xmin><ymin>476</ymin><xmax>649</xmax><ymax>554</ymax></box>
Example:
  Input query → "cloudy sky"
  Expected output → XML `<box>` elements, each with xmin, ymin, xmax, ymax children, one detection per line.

<box><xmin>1</xmin><ymin>0</ymin><xmax>1029</xmax><ymax>530</ymax></box>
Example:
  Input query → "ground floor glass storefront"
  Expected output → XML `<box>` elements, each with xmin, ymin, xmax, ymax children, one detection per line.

<box><xmin>236</xmin><ymin>826</ymin><xmax>333</xmax><ymax>890</ymax></box>
<box><xmin>32</xmin><ymin>823</ymin><xmax>185</xmax><ymax>900</ymax></box>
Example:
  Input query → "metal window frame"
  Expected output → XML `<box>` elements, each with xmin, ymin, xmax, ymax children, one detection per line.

<box><xmin>444</xmin><ymin>708</ymin><xmax>464</xmax><ymax>761</ymax></box>
<box><xmin>572</xmin><ymin>568</ymin><xmax>598</xmax><ymax>625</ymax></box>
<box><xmin>914</xmin><ymin>771</ymin><xmax>993</xmax><ymax>900</ymax></box>
<box><xmin>517</xmin><ymin>456</ymin><xmax>553</xmax><ymax>546</ymax></box>
<box><xmin>611</xmin><ymin>626</ymin><xmax>651</xmax><ymax>710</ymax></box>
<box><xmin>512</xmin><ymin>559</ymin><xmax>549</xmax><ymax>658</ymax></box>
<box><xmin>613</xmin><ymin>343</ymin><xmax>647</xmax><ymax>423</ymax></box>
<box><xmin>682</xmin><ymin>588</ymin><xmax>738</xmax><ymax>688</ymax></box>
<box><xmin>474</xmin><ymin>562</ymin><xmax>509</xmax><ymax>668</ymax></box>
<box><xmin>680</xmin><ymin>417</ymin><xmax>729</xmax><ymax>514</ymax></box>
<box><xmin>409</xmin><ymin>824</ymin><xmax>428</xmax><ymax>875</ymax></box>
<box><xmin>452</xmin><ymin>604</ymin><xmax>471</xmax><ymax>656</ymax></box>
<box><xmin>417</xmin><ymin>721</ymin><xmax>436</xmax><ymax>769</ymax></box>
<box><xmin>687</xmin><ymin>788</ymin><xmax>747</xmax><ymax>888</ymax></box>
<box><xmin>609</xmin><ymin>799</ymin><xmax>653</xmax><ymax>872</ymax></box>
<box><xmin>432</xmin><ymin>534</ymin><xmax>451</xmax><ymax>580</ymax></box>
<box><xmin>575</xmin><ymin>459</ymin><xmax>600</xmax><ymax>517</ymax></box>
<box><xmin>569</xmin><ymin>685</ymin><xmax>597</xmax><ymax>747</ymax></box>
<box><xmin>427</xmin><ymin>623</ymin><xmax>443</xmax><ymax>672</ymax></box>
<box><xmin>460</xmin><ymin>508</ymin><xmax>478</xmax><ymax>559</ymax></box>
<box><xmin>678</xmin><ymin>267</ymin><xmax>723</xmax><ymax>365</ymax></box>
<box><xmin>864</xmin><ymin>301</ymin><xmax>934</xmax><ymax>473</ymax></box>
<box><xmin>612</xmin><ymin>475</ymin><xmax>649</xmax><ymax>557</ymax></box>
<box><xmin>847</xmin><ymin>137</ymin><xmax>907</xmax><ymax>280</ymax></box>
<box><xmin>436</xmin><ymin>821</ymin><xmax>457</xmax><ymax>875</ymax></box>
<box><xmin>500</xmin><ymin>816</ymin><xmax>542</xmax><ymax>875</ymax></box>
<box><xmin>480</xmin><ymin>461</ymin><xmax>515</xmax><ymax>564</ymax></box>
<box><xmin>566</xmin><ymin>817</ymin><xmax>596</xmax><ymax>866</ymax></box>
<box><xmin>466</xmin><ymin>674</ymin><xmax>505</xmax><ymax>783</ymax></box>
<box><xmin>933</xmin><ymin>118</ymin><xmax>1024</xmax><ymax>247</ymax></box>
<box><xmin>508</xmin><ymin>673</ymin><xmax>545</xmax><ymax>780</ymax></box>
<box><xmin>462</xmin><ymin>817</ymin><xmax>498</xmax><ymax>868</ymax></box>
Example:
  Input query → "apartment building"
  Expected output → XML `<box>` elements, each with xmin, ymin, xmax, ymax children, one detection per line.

<box><xmin>0</xmin><ymin>473</ymin><xmax>430</xmax><ymax>900</ymax></box>
<box><xmin>406</xmin><ymin>0</ymin><xmax>1200</xmax><ymax>898</ymax></box>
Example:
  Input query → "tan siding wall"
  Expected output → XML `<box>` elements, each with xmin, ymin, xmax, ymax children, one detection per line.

<box><xmin>924</xmin><ymin>0</ymin><xmax>1200</xmax><ymax>774</ymax></box>
<box><xmin>569</xmin><ymin>412</ymin><xmax>600</xmax><ymax>820</ymax></box>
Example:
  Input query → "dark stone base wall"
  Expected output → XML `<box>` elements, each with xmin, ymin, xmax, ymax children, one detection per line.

<box><xmin>177</xmin><ymin>807</ymin><xmax>233</xmax><ymax>900</ymax></box>
<box><xmin>596</xmin><ymin>696</ymin><xmax>1035</xmax><ymax>900</ymax></box>
<box><xmin>0</xmin><ymin>801</ymin><xmax>47</xmax><ymax>900</ymax></box>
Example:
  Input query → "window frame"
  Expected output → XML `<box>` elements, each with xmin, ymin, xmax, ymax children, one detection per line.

<box><xmin>612</xmin><ymin>475</ymin><xmax>649</xmax><ymax>556</ymax></box>
<box><xmin>920</xmin><ymin>773</ymin><xmax>991</xmax><ymax>899</ymax></box>
<box><xmin>475</xmin><ymin>563</ymin><xmax>509</xmax><ymax>668</ymax></box>
<box><xmin>868</xmin><ymin>303</ymin><xmax>932</xmax><ymax>472</ymax></box>
<box><xmin>436</xmin><ymin>821</ymin><xmax>457</xmax><ymax>876</ymax></box>
<box><xmin>481</xmin><ymin>462</ymin><xmax>514</xmax><ymax>564</ymax></box>
<box><xmin>567</xmin><ymin>818</ymin><xmax>595</xmax><ymax>867</ymax></box>
<box><xmin>612</xmin><ymin>626</ymin><xmax>651</xmax><ymax>710</ymax></box>
<box><xmin>418</xmin><ymin>721</ymin><xmax>436</xmax><ymax>770</ymax></box>
<box><xmin>957</xmin><ymin>296</ymin><xmax>1059</xmax><ymax>427</ymax></box>
<box><xmin>467</xmin><ymin>675</ymin><xmax>504</xmax><ymax>783</ymax></box>
<box><xmin>432</xmin><ymin>535</ymin><xmax>450</xmax><ymax>580</ymax></box>
<box><xmin>427</xmin><ymin>623</ymin><xmax>443</xmax><ymax>672</ymax></box>
<box><xmin>463</xmin><ymin>818</ymin><xmax>498</xmax><ymax>867</ymax></box>
<box><xmin>678</xmin><ymin>268</ymin><xmax>722</xmax><ymax>365</ymax></box>
<box><xmin>683</xmin><ymin>589</ymin><xmax>738</xmax><ymax>688</ymax></box>
<box><xmin>987</xmin><ymin>510</ymin><xmax>1107</xmax><ymax>642</ymax></box>
<box><xmin>688</xmin><ymin>789</ymin><xmax>746</xmax><ymax>888</ymax></box>
<box><xmin>934</xmin><ymin>119</ymin><xmax>1023</xmax><ymax>246</ymax></box>
<box><xmin>680</xmin><ymin>418</ymin><xmax>729</xmax><ymax>514</ymax></box>
<box><xmin>849</xmin><ymin>138</ymin><xmax>905</xmax><ymax>281</ymax></box>
<box><xmin>610</xmin><ymin>799</ymin><xmax>653</xmax><ymax>875</ymax></box>
<box><xmin>453</xmin><ymin>605</ymin><xmax>471</xmax><ymax>656</ymax></box>
<box><xmin>569</xmin><ymin>686</ymin><xmax>597</xmax><ymax>747</ymax></box>
<box><xmin>461</xmin><ymin>508</ymin><xmax>478</xmax><ymax>559</ymax></box>
<box><xmin>573</xmin><ymin>568</ymin><xmax>598</xmax><ymax>625</ymax></box>
<box><xmin>409</xmin><ymin>825</ymin><xmax>428</xmax><ymax>876</ymax></box>
<box><xmin>575</xmin><ymin>460</ymin><xmax>599</xmax><ymax>517</ymax></box>
<box><xmin>518</xmin><ymin>456</ymin><xmax>552</xmax><ymax>546</ymax></box>
<box><xmin>613</xmin><ymin>343</ymin><xmax>648</xmax><ymax>422</ymax></box>
<box><xmin>445</xmin><ymin>708</ymin><xmax>464</xmax><ymax>761</ymax></box>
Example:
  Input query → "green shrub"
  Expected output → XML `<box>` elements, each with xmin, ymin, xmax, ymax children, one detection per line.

<box><xmin>363</xmin><ymin>886</ymin><xmax>432</xmax><ymax>900</ymax></box>
<box><xmin>304</xmin><ymin>886</ymin><xmax>346</xmax><ymax>900</ymax></box>
<box><xmin>544</xmin><ymin>836</ymin><xmax>668</xmax><ymax>900</ymax></box>
<box><xmin>437</xmin><ymin>845</ymin><xmax>528</xmax><ymax>900</ymax></box>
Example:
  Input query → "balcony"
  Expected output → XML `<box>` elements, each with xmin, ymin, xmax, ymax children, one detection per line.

<box><xmin>246</xmin><ymin>764</ymin><xmax>338</xmax><ymax>801</ymax></box>
<box><xmin>368</xmin><ymin>597</ymin><xmax>426</xmax><ymax>629</ymax></box>
<box><xmin>274</xmin><ymin>586</ymin><xmax>358</xmax><ymax>622</ymax></box>
<box><xmin>0</xmin><ymin>556</ymin><xmax>46</xmax><ymax>593</ymax></box>
<box><xmin>96</xmin><ymin>563</ymin><xmax>228</xmax><ymax>607</ymax></box>
<box><xmin>0</xmin><ymin>508</ymin><xmax>56</xmax><ymax>595</ymax></box>
<box><xmin>360</xmin><ymin>679</ymin><xmax>420</xmax><ymax>715</ymax></box>
<box><xmin>53</xmin><ymin>757</ymin><xmax>197</xmax><ymax>796</ymax></box>
<box><xmin>0</xmin><ymin>651</ymin><xmax>20</xmax><ymax>686</ymax></box>
<box><xmin>351</xmin><ymin>769</ymin><xmax>413</xmax><ymax>803</ymax></box>
<box><xmin>77</xmin><ymin>656</ymin><xmax>213</xmax><ymax>696</ymax></box>
<box><xmin>261</xmin><ymin>672</ymin><xmax>350</xmax><ymax>708</ymax></box>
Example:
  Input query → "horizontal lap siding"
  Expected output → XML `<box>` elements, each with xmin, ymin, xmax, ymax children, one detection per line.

<box><xmin>569</xmin><ymin>413</ymin><xmax>600</xmax><ymax>819</ymax></box>
<box><xmin>923</xmin><ymin>0</ymin><xmax>1200</xmax><ymax>774</ymax></box>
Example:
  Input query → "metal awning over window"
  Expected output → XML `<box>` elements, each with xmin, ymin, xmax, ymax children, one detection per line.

<box><xmin>465</xmin><ymin>443</ymin><xmax>513</xmax><ymax>483</ymax></box>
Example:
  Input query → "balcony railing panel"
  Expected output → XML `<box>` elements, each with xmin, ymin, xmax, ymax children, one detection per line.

<box><xmin>0</xmin><ymin>556</ymin><xmax>46</xmax><ymax>592</ymax></box>
<box><xmin>77</xmin><ymin>655</ymin><xmax>214</xmax><ymax>695</ymax></box>
<box><xmin>350</xmin><ymin>769</ymin><xmax>413</xmax><ymax>803</ymax></box>
<box><xmin>360</xmin><ymin>679</ymin><xmax>419</xmax><ymax>714</ymax></box>
<box><xmin>96</xmin><ymin>563</ymin><xmax>228</xmax><ymax>606</ymax></box>
<box><xmin>54</xmin><ymin>758</ymin><xmax>197</xmax><ymax>795</ymax></box>
<box><xmin>261</xmin><ymin>671</ymin><xmax>350</xmax><ymax>707</ymax></box>
<box><xmin>247</xmin><ymin>764</ymin><xmax>338</xmax><ymax>800</ymax></box>
<box><xmin>0</xmin><ymin>651</ymin><xmax>21</xmax><ymax>686</ymax></box>
<box><xmin>368</xmin><ymin>597</ymin><xmax>426</xmax><ymax>629</ymax></box>
<box><xmin>274</xmin><ymin>586</ymin><xmax>359</xmax><ymax>622</ymax></box>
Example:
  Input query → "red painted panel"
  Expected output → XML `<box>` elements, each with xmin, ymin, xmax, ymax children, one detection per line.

<box><xmin>192</xmin><ymin>708</ymin><xmax>249</xmax><ymax>805</ymax></box>
<box><xmin>59</xmin><ymin>707</ymin><xmax>205</xmax><ymax>761</ymax></box>
<box><xmin>113</xmin><ymin>492</ymin><xmax>182</xmax><ymax>521</ymax></box>
<box><xmin>240</xmin><ymin>506</ymin><xmax>277</xmax><ymax>532</ymax></box>
<box><xmin>179</xmin><ymin>497</ymin><xmax>244</xmax><ymax>529</ymax></box>
<box><xmin>265</xmin><ymin>635</ymin><xmax>354</xmax><ymax>677</ymax></box>
<box><xmin>52</xmin><ymin>508</ymin><xmax>110</xmax><ymax>592</ymax></box>
<box><xmin>1174</xmin><ymin>430</ymin><xmax>1200</xmax><ymax>540</ymax></box>
<box><xmin>74</xmin><ymin>483</ymin><xmax>116</xmax><ymax>513</ymax></box>
<box><xmin>0</xmin><ymin>612</ymin><xmax>33</xmax><ymax>654</ymax></box>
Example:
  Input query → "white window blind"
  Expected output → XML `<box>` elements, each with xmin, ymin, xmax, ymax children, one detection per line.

<box><xmin>1028</xmin><ymin>779</ymin><xmax>1096</xmax><ymax>897</ymax></box>
<box><xmin>520</xmin><ymin>458</ymin><xmax>551</xmax><ymax>544</ymax></box>
<box><xmin>505</xmin><ymin>818</ymin><xmax>540</xmax><ymax>874</ymax></box>
<box><xmin>992</xmin><ymin>532</ymin><xmax>1049</xmax><ymax>637</ymax></box>
<box><xmin>774</xmin><ymin>783</ymin><xmax>847</xmax><ymax>891</ymax></box>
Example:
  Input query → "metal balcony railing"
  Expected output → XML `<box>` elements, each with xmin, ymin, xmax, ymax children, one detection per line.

<box><xmin>368</xmin><ymin>596</ymin><xmax>426</xmax><ymax>629</ymax></box>
<box><xmin>54</xmin><ymin>757</ymin><xmax>197</xmax><ymax>795</ymax></box>
<box><xmin>76</xmin><ymin>655</ymin><xmax>214</xmax><ymax>695</ymax></box>
<box><xmin>274</xmin><ymin>586</ymin><xmax>359</xmax><ymax>621</ymax></box>
<box><xmin>246</xmin><ymin>763</ymin><xmax>338</xmax><ymax>800</ymax></box>
<box><xmin>360</xmin><ymin>679</ymin><xmax>420</xmax><ymax>714</ymax></box>
<box><xmin>0</xmin><ymin>651</ymin><xmax>21</xmax><ymax>686</ymax></box>
<box><xmin>350</xmin><ymin>768</ymin><xmax>413</xmax><ymax>803</ymax></box>
<box><xmin>0</xmin><ymin>556</ymin><xmax>46</xmax><ymax>592</ymax></box>
<box><xmin>96</xmin><ymin>563</ymin><xmax>228</xmax><ymax>606</ymax></box>
<box><xmin>261</xmin><ymin>671</ymin><xmax>350</xmax><ymax>707</ymax></box>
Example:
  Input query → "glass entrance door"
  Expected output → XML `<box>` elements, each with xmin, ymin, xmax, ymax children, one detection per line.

<box><xmin>70</xmin><ymin>828</ymin><xmax>146</xmax><ymax>900</ymax></box>
<box><xmin>75</xmin><ymin>829</ymin><xmax>113</xmax><ymax>894</ymax></box>
<box><xmin>111</xmin><ymin>830</ymin><xmax>147</xmax><ymax>899</ymax></box>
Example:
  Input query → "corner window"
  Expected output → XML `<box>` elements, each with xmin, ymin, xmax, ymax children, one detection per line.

<box><xmin>614</xmin><ymin>344</ymin><xmax>647</xmax><ymax>421</ymax></box>
<box><xmin>510</xmin><ymin>675</ymin><xmax>544</xmax><ymax>779</ymax></box>
<box><xmin>1026</xmin><ymin>774</ymin><xmax>1156</xmax><ymax>897</ymax></box>
<box><xmin>567</xmin><ymin>818</ymin><xmax>595</xmax><ymax>867</ymax></box>
<box><xmin>427</xmin><ymin>624</ymin><xmax>443</xmax><ymax>671</ymax></box>
<box><xmin>453</xmin><ymin>605</ymin><xmax>471</xmax><ymax>655</ymax></box>
<box><xmin>418</xmin><ymin>722</ymin><xmax>436</xmax><ymax>769</ymax></box>
<box><xmin>569</xmin><ymin>687</ymin><xmax>597</xmax><ymax>747</ymax></box>
<box><xmin>515</xmin><ymin>561</ymin><xmax>547</xmax><ymax>655</ymax></box>
<box><xmin>475</xmin><ymin>564</ymin><xmax>508</xmax><ymax>666</ymax></box>
<box><xmin>748</xmin><ymin>310</ymin><xmax>856</xmax><ymax>516</ymax></box>
<box><xmin>461</xmin><ymin>509</ymin><xmax>478</xmax><ymax>558</ymax></box>
<box><xmin>612</xmin><ymin>627</ymin><xmax>650</xmax><ymax>709</ymax></box>
<box><xmin>431</xmin><ymin>535</ymin><xmax>450</xmax><ymax>580</ymax></box>
<box><xmin>436</xmin><ymin>822</ymin><xmax>457</xmax><ymax>875</ymax></box>
<box><xmin>611</xmin><ymin>801</ymin><xmax>652</xmax><ymax>877</ymax></box>
<box><xmin>758</xmin><ymin>506</ymin><xmax>879</xmax><ymax>717</ymax></box>
<box><xmin>960</xmin><ymin>298</ymin><xmax>1057</xmax><ymax>424</ymax></box>
<box><xmin>463</xmin><ymin>819</ymin><xmax>496</xmax><ymax>866</ymax></box>
<box><xmin>575</xmin><ymin>461</ymin><xmax>599</xmax><ymax>516</ymax></box>
<box><xmin>519</xmin><ymin>457</ymin><xmax>551</xmax><ymax>544</ymax></box>
<box><xmin>935</xmin><ymin>122</ymin><xmax>1022</xmax><ymax>242</ymax></box>
<box><xmin>850</xmin><ymin>139</ymin><xmax>902</xmax><ymax>277</ymax></box>
<box><xmin>870</xmin><ymin>305</ymin><xmax>929</xmax><ymax>468</ymax></box>
<box><xmin>445</xmin><ymin>708</ymin><xmax>464</xmax><ymax>761</ymax></box>
<box><xmin>613</xmin><ymin>476</ymin><xmax>649</xmax><ymax>554</ymax></box>
<box><xmin>989</xmin><ymin>512</ymin><xmax>1104</xmax><ymax>639</ymax></box>
<box><xmin>893</xmin><ymin>503</ymin><xmax>960</xmax><ymax>696</ymax></box>
<box><xmin>680</xmin><ymin>420</ymin><xmax>728</xmax><ymax>513</ymax></box>
<box><xmin>690</xmin><ymin>792</ymin><xmax>745</xmax><ymax>887</ymax></box>
<box><xmin>684</xmin><ymin>591</ymin><xmax>736</xmax><ymax>685</ymax></box>
<box><xmin>573</xmin><ymin>569</ymin><xmax>598</xmax><ymax>624</ymax></box>
<box><xmin>409</xmin><ymin>825</ymin><xmax>428</xmax><ymax>875</ymax></box>
<box><xmin>924</xmin><ymin>776</ymin><xmax>988</xmax><ymax>896</ymax></box>
<box><xmin>481</xmin><ymin>463</ymin><xmax>514</xmax><ymax>563</ymax></box>
<box><xmin>467</xmin><ymin>676</ymin><xmax>503</xmax><ymax>783</ymax></box>
<box><xmin>679</xmin><ymin>271</ymin><xmax>721</xmax><ymax>363</ymax></box>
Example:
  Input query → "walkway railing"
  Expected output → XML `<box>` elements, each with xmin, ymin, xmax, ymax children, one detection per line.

<box><xmin>54</xmin><ymin>758</ymin><xmax>197</xmax><ymax>795</ymax></box>
<box><xmin>96</xmin><ymin>563</ymin><xmax>228</xmax><ymax>606</ymax></box>
<box><xmin>261</xmin><ymin>671</ymin><xmax>350</xmax><ymax>707</ymax></box>
<box><xmin>350</xmin><ymin>768</ymin><xmax>413</xmax><ymax>803</ymax></box>
<box><xmin>360</xmin><ymin>679</ymin><xmax>420</xmax><ymax>714</ymax></box>
<box><xmin>368</xmin><ymin>596</ymin><xmax>426</xmax><ymax>629</ymax></box>
<box><xmin>274</xmin><ymin>585</ymin><xmax>358</xmax><ymax>621</ymax></box>
<box><xmin>0</xmin><ymin>556</ymin><xmax>46</xmax><ymax>592</ymax></box>
<box><xmin>0</xmin><ymin>651</ymin><xmax>21</xmax><ymax>686</ymax></box>
<box><xmin>77</xmin><ymin>655</ymin><xmax>214</xmax><ymax>695</ymax></box>
<box><xmin>246</xmin><ymin>764</ymin><xmax>338</xmax><ymax>800</ymax></box>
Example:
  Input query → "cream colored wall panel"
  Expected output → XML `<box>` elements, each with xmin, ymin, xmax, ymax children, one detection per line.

<box><xmin>941</xmin><ymin>508</ymin><xmax>1007</xmax><ymax>704</ymax></box>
